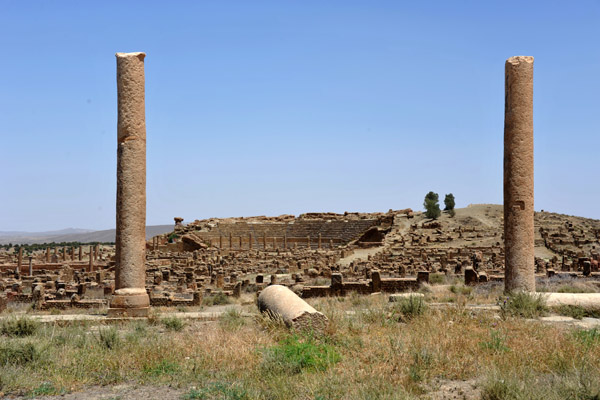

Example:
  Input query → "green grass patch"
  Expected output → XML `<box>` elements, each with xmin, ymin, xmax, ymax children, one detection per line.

<box><xmin>392</xmin><ymin>296</ymin><xmax>428</xmax><ymax>322</ymax></box>
<box><xmin>182</xmin><ymin>381</ymin><xmax>249</xmax><ymax>400</ymax></box>
<box><xmin>0</xmin><ymin>341</ymin><xmax>42</xmax><ymax>366</ymax></box>
<box><xmin>30</xmin><ymin>382</ymin><xmax>63</xmax><ymax>396</ymax></box>
<box><xmin>573</xmin><ymin>328</ymin><xmax>600</xmax><ymax>347</ymax></box>
<box><xmin>142</xmin><ymin>359</ymin><xmax>180</xmax><ymax>377</ymax></box>
<box><xmin>408</xmin><ymin>348</ymin><xmax>434</xmax><ymax>383</ymax></box>
<box><xmin>429</xmin><ymin>273</ymin><xmax>446</xmax><ymax>285</ymax></box>
<box><xmin>97</xmin><ymin>326</ymin><xmax>120</xmax><ymax>350</ymax></box>
<box><xmin>479</xmin><ymin>329</ymin><xmax>510</xmax><ymax>353</ymax></box>
<box><xmin>219</xmin><ymin>309</ymin><xmax>246</xmax><ymax>331</ymax></box>
<box><xmin>161</xmin><ymin>316</ymin><xmax>185</xmax><ymax>331</ymax></box>
<box><xmin>0</xmin><ymin>316</ymin><xmax>39</xmax><ymax>337</ymax></box>
<box><xmin>481</xmin><ymin>368</ymin><xmax>600</xmax><ymax>400</ymax></box>
<box><xmin>450</xmin><ymin>284</ymin><xmax>473</xmax><ymax>296</ymax></box>
<box><xmin>261</xmin><ymin>334</ymin><xmax>341</xmax><ymax>375</ymax></box>
<box><xmin>553</xmin><ymin>305</ymin><xmax>600</xmax><ymax>320</ymax></box>
<box><xmin>499</xmin><ymin>292</ymin><xmax>547</xmax><ymax>319</ymax></box>
<box><xmin>557</xmin><ymin>285</ymin><xmax>597</xmax><ymax>294</ymax></box>
<box><xmin>203</xmin><ymin>292</ymin><xmax>231</xmax><ymax>306</ymax></box>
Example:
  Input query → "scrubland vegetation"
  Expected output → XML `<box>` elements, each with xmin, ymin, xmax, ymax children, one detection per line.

<box><xmin>1</xmin><ymin>288</ymin><xmax>600</xmax><ymax>399</ymax></box>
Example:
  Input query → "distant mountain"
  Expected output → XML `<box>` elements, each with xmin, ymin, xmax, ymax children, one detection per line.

<box><xmin>0</xmin><ymin>225</ymin><xmax>174</xmax><ymax>245</ymax></box>
<box><xmin>0</xmin><ymin>228</ymin><xmax>94</xmax><ymax>238</ymax></box>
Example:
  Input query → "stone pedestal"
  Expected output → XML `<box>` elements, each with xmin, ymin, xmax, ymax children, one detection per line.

<box><xmin>108</xmin><ymin>52</ymin><xmax>150</xmax><ymax>317</ymax></box>
<box><xmin>504</xmin><ymin>56</ymin><xmax>535</xmax><ymax>292</ymax></box>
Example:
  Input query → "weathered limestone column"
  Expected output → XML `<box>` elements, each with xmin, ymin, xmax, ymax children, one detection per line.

<box><xmin>78</xmin><ymin>246</ymin><xmax>82</xmax><ymax>261</ymax></box>
<box><xmin>89</xmin><ymin>245</ymin><xmax>94</xmax><ymax>272</ymax></box>
<box><xmin>46</xmin><ymin>247</ymin><xmax>50</xmax><ymax>263</ymax></box>
<box><xmin>17</xmin><ymin>247</ymin><xmax>23</xmax><ymax>270</ymax></box>
<box><xmin>258</xmin><ymin>285</ymin><xmax>328</xmax><ymax>330</ymax></box>
<box><xmin>504</xmin><ymin>56</ymin><xmax>535</xmax><ymax>292</ymax></box>
<box><xmin>71</xmin><ymin>246</ymin><xmax>75</xmax><ymax>261</ymax></box>
<box><xmin>108</xmin><ymin>51</ymin><xmax>150</xmax><ymax>317</ymax></box>
<box><xmin>28</xmin><ymin>256</ymin><xmax>33</xmax><ymax>276</ymax></box>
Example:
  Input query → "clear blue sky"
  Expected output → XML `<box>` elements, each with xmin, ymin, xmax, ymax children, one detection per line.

<box><xmin>1</xmin><ymin>0</ymin><xmax>599</xmax><ymax>231</ymax></box>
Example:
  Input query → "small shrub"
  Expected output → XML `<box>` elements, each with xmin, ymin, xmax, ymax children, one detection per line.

<box><xmin>261</xmin><ymin>334</ymin><xmax>341</xmax><ymax>375</ymax></box>
<box><xmin>554</xmin><ymin>305</ymin><xmax>587</xmax><ymax>319</ymax></box>
<box><xmin>481</xmin><ymin>376</ymin><xmax>522</xmax><ymax>400</ymax></box>
<box><xmin>161</xmin><ymin>316</ymin><xmax>185</xmax><ymax>332</ymax></box>
<box><xmin>479</xmin><ymin>329</ymin><xmax>510</xmax><ymax>353</ymax></box>
<box><xmin>142</xmin><ymin>359</ymin><xmax>180</xmax><ymax>376</ymax></box>
<box><xmin>176</xmin><ymin>305</ymin><xmax>188</xmax><ymax>313</ymax></box>
<box><xmin>450</xmin><ymin>284</ymin><xmax>472</xmax><ymax>296</ymax></box>
<box><xmin>183</xmin><ymin>381</ymin><xmax>249</xmax><ymax>400</ymax></box>
<box><xmin>499</xmin><ymin>292</ymin><xmax>547</xmax><ymax>319</ymax></box>
<box><xmin>31</xmin><ymin>382</ymin><xmax>61</xmax><ymax>396</ymax></box>
<box><xmin>557</xmin><ymin>285</ymin><xmax>596</xmax><ymax>294</ymax></box>
<box><xmin>203</xmin><ymin>292</ymin><xmax>231</xmax><ymax>306</ymax></box>
<box><xmin>97</xmin><ymin>326</ymin><xmax>120</xmax><ymax>350</ymax></box>
<box><xmin>1</xmin><ymin>316</ymin><xmax>39</xmax><ymax>337</ymax></box>
<box><xmin>359</xmin><ymin>308</ymin><xmax>391</xmax><ymax>326</ymax></box>
<box><xmin>219</xmin><ymin>308</ymin><xmax>245</xmax><ymax>331</ymax></box>
<box><xmin>392</xmin><ymin>296</ymin><xmax>427</xmax><ymax>322</ymax></box>
<box><xmin>429</xmin><ymin>273</ymin><xmax>445</xmax><ymax>285</ymax></box>
<box><xmin>573</xmin><ymin>328</ymin><xmax>600</xmax><ymax>347</ymax></box>
<box><xmin>408</xmin><ymin>348</ymin><xmax>434</xmax><ymax>383</ymax></box>
<box><xmin>0</xmin><ymin>342</ymin><xmax>41</xmax><ymax>365</ymax></box>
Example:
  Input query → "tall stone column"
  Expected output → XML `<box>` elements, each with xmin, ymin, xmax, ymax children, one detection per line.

<box><xmin>504</xmin><ymin>56</ymin><xmax>535</xmax><ymax>292</ymax></box>
<box><xmin>108</xmin><ymin>52</ymin><xmax>150</xmax><ymax>317</ymax></box>
<box><xmin>89</xmin><ymin>245</ymin><xmax>94</xmax><ymax>272</ymax></box>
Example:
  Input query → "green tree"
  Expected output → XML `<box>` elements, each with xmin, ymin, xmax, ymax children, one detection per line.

<box><xmin>444</xmin><ymin>193</ymin><xmax>455</xmax><ymax>211</ymax></box>
<box><xmin>423</xmin><ymin>191</ymin><xmax>441</xmax><ymax>220</ymax></box>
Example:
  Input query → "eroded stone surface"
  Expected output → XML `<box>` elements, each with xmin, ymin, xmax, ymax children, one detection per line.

<box><xmin>504</xmin><ymin>56</ymin><xmax>535</xmax><ymax>292</ymax></box>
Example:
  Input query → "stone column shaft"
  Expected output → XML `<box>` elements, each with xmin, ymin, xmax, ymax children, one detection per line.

<box><xmin>89</xmin><ymin>245</ymin><xmax>94</xmax><ymax>272</ymax></box>
<box><xmin>504</xmin><ymin>56</ymin><xmax>535</xmax><ymax>292</ymax></box>
<box><xmin>109</xmin><ymin>51</ymin><xmax>150</xmax><ymax>317</ymax></box>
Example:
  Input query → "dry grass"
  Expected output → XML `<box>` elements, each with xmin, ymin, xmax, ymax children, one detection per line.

<box><xmin>0</xmin><ymin>293</ymin><xmax>599</xmax><ymax>399</ymax></box>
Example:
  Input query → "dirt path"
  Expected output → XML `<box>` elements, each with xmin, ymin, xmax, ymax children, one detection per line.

<box><xmin>7</xmin><ymin>383</ymin><xmax>186</xmax><ymax>400</ymax></box>
<box><xmin>337</xmin><ymin>246</ymin><xmax>384</xmax><ymax>267</ymax></box>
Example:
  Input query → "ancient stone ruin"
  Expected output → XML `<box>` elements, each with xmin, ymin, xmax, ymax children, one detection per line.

<box><xmin>1</xmin><ymin>54</ymin><xmax>599</xmax><ymax>315</ymax></box>
<box><xmin>504</xmin><ymin>55</ymin><xmax>535</xmax><ymax>292</ymax></box>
